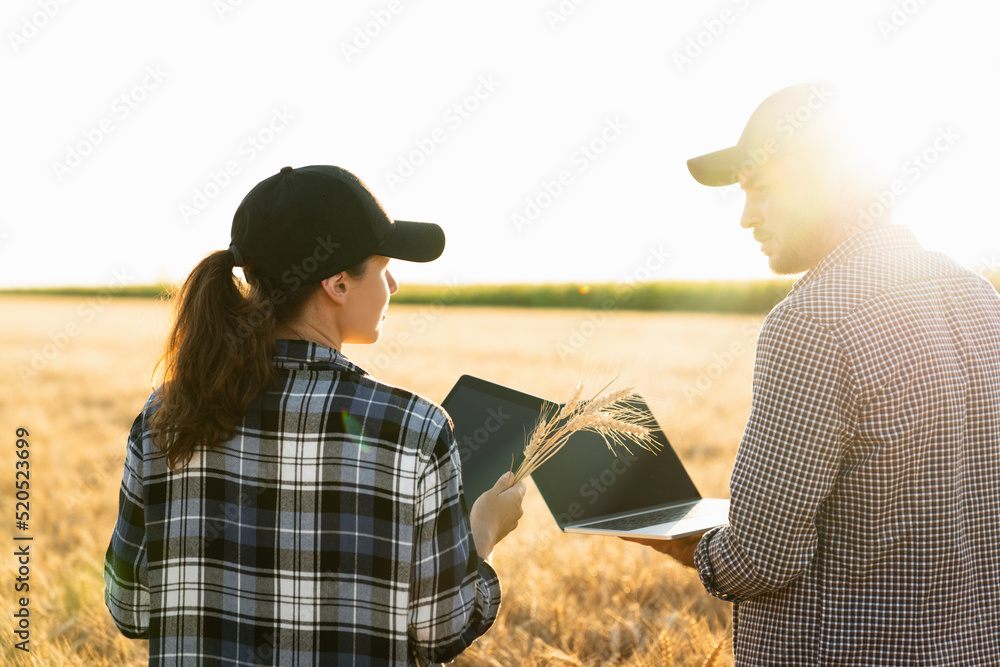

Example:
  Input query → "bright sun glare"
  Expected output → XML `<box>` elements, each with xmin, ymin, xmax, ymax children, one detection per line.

<box><xmin>2</xmin><ymin>1</ymin><xmax>998</xmax><ymax>289</ymax></box>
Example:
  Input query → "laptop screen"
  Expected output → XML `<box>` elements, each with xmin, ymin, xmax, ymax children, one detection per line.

<box><xmin>442</xmin><ymin>375</ymin><xmax>555</xmax><ymax>502</ymax></box>
<box><xmin>530</xmin><ymin>395</ymin><xmax>702</xmax><ymax>528</ymax></box>
<box><xmin>443</xmin><ymin>376</ymin><xmax>702</xmax><ymax>527</ymax></box>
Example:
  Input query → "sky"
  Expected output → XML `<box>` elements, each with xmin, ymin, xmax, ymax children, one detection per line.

<box><xmin>3</xmin><ymin>0</ymin><xmax>999</xmax><ymax>290</ymax></box>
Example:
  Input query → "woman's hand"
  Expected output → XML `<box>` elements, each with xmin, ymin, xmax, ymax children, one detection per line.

<box><xmin>470</xmin><ymin>472</ymin><xmax>526</xmax><ymax>560</ymax></box>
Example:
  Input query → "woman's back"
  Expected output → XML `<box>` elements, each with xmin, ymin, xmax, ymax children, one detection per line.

<box><xmin>105</xmin><ymin>166</ymin><xmax>523</xmax><ymax>666</ymax></box>
<box><xmin>106</xmin><ymin>339</ymin><xmax>501</xmax><ymax>666</ymax></box>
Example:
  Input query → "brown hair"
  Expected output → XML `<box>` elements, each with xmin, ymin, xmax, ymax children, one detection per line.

<box><xmin>149</xmin><ymin>250</ymin><xmax>366</xmax><ymax>469</ymax></box>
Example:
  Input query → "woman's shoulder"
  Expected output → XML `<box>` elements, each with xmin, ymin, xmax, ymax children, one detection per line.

<box><xmin>354</xmin><ymin>374</ymin><xmax>452</xmax><ymax>432</ymax></box>
<box><xmin>129</xmin><ymin>387</ymin><xmax>162</xmax><ymax>425</ymax></box>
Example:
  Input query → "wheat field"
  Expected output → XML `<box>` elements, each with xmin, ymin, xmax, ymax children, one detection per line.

<box><xmin>0</xmin><ymin>293</ymin><xmax>763</xmax><ymax>666</ymax></box>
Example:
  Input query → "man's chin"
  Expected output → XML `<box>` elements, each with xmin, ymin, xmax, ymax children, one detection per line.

<box><xmin>768</xmin><ymin>253</ymin><xmax>807</xmax><ymax>276</ymax></box>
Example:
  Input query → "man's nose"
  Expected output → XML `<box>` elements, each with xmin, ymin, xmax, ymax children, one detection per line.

<box><xmin>740</xmin><ymin>198</ymin><xmax>761</xmax><ymax>229</ymax></box>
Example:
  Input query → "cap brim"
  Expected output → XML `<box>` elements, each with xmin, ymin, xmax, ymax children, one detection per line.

<box><xmin>686</xmin><ymin>146</ymin><xmax>744</xmax><ymax>187</ymax></box>
<box><xmin>375</xmin><ymin>220</ymin><xmax>446</xmax><ymax>263</ymax></box>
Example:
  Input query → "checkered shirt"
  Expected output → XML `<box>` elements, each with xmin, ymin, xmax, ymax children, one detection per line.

<box><xmin>694</xmin><ymin>225</ymin><xmax>1000</xmax><ymax>665</ymax></box>
<box><xmin>104</xmin><ymin>339</ymin><xmax>501</xmax><ymax>666</ymax></box>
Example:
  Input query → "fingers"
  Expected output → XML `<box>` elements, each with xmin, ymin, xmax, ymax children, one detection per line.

<box><xmin>620</xmin><ymin>536</ymin><xmax>674</xmax><ymax>554</ymax></box>
<box><xmin>478</xmin><ymin>473</ymin><xmax>527</xmax><ymax>547</ymax></box>
<box><xmin>470</xmin><ymin>472</ymin><xmax>530</xmax><ymax>557</ymax></box>
<box><xmin>504</xmin><ymin>481</ymin><xmax>526</xmax><ymax>502</ymax></box>
<box><xmin>619</xmin><ymin>536</ymin><xmax>661</xmax><ymax>548</ymax></box>
<box><xmin>494</xmin><ymin>480</ymin><xmax>525</xmax><ymax>521</ymax></box>
<box><xmin>490</xmin><ymin>471</ymin><xmax>512</xmax><ymax>492</ymax></box>
<box><xmin>620</xmin><ymin>533</ymin><xmax>705</xmax><ymax>561</ymax></box>
<box><xmin>492</xmin><ymin>471</ymin><xmax>525</xmax><ymax>496</ymax></box>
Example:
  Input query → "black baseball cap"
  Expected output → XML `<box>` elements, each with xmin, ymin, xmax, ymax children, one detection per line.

<box><xmin>229</xmin><ymin>165</ymin><xmax>445</xmax><ymax>290</ymax></box>
<box><xmin>687</xmin><ymin>83</ymin><xmax>839</xmax><ymax>187</ymax></box>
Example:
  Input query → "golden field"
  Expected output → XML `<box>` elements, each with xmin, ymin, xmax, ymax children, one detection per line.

<box><xmin>0</xmin><ymin>293</ymin><xmax>764</xmax><ymax>666</ymax></box>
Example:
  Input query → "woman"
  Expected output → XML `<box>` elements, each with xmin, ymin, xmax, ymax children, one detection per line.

<box><xmin>104</xmin><ymin>165</ymin><xmax>525</xmax><ymax>666</ymax></box>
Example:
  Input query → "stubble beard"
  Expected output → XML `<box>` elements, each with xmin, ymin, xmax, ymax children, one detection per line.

<box><xmin>767</xmin><ymin>216</ymin><xmax>847</xmax><ymax>276</ymax></box>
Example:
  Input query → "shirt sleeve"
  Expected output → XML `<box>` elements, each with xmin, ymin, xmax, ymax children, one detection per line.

<box><xmin>695</xmin><ymin>306</ymin><xmax>856</xmax><ymax>602</ymax></box>
<box><xmin>104</xmin><ymin>407</ymin><xmax>151</xmax><ymax>639</ymax></box>
<box><xmin>408</xmin><ymin>417</ymin><xmax>501</xmax><ymax>663</ymax></box>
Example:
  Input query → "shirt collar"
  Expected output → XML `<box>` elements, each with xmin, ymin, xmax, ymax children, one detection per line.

<box><xmin>788</xmin><ymin>224</ymin><xmax>921</xmax><ymax>295</ymax></box>
<box><xmin>272</xmin><ymin>338</ymin><xmax>371</xmax><ymax>376</ymax></box>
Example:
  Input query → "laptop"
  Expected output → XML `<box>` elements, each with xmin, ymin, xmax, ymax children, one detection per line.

<box><xmin>441</xmin><ymin>374</ymin><xmax>729</xmax><ymax>540</ymax></box>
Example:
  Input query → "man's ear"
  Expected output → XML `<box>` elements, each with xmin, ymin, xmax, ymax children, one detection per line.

<box><xmin>319</xmin><ymin>272</ymin><xmax>349</xmax><ymax>305</ymax></box>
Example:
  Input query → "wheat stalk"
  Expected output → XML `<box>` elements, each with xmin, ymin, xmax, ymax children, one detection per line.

<box><xmin>658</xmin><ymin>631</ymin><xmax>674</xmax><ymax>666</ymax></box>
<box><xmin>700</xmin><ymin>636</ymin><xmax>727</xmax><ymax>667</ymax></box>
<box><xmin>558</xmin><ymin>380</ymin><xmax>584</xmax><ymax>419</ymax></box>
<box><xmin>510</xmin><ymin>381</ymin><xmax>660</xmax><ymax>484</ymax></box>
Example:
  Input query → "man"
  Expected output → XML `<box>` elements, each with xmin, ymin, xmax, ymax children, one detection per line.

<box><xmin>649</xmin><ymin>84</ymin><xmax>1000</xmax><ymax>664</ymax></box>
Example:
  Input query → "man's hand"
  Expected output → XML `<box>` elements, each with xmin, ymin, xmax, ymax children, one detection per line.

<box><xmin>620</xmin><ymin>532</ymin><xmax>704</xmax><ymax>569</ymax></box>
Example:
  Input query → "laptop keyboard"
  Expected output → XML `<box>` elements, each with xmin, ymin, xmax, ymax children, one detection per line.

<box><xmin>581</xmin><ymin>502</ymin><xmax>704</xmax><ymax>532</ymax></box>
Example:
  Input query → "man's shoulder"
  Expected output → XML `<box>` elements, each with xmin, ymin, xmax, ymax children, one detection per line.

<box><xmin>782</xmin><ymin>231</ymin><xmax>991</xmax><ymax>327</ymax></box>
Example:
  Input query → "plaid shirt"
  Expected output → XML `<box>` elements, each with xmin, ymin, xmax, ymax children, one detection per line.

<box><xmin>105</xmin><ymin>339</ymin><xmax>501</xmax><ymax>666</ymax></box>
<box><xmin>694</xmin><ymin>225</ymin><xmax>1000</xmax><ymax>665</ymax></box>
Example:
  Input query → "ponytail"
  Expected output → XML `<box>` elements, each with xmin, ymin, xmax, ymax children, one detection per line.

<box><xmin>149</xmin><ymin>251</ymin><xmax>286</xmax><ymax>468</ymax></box>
